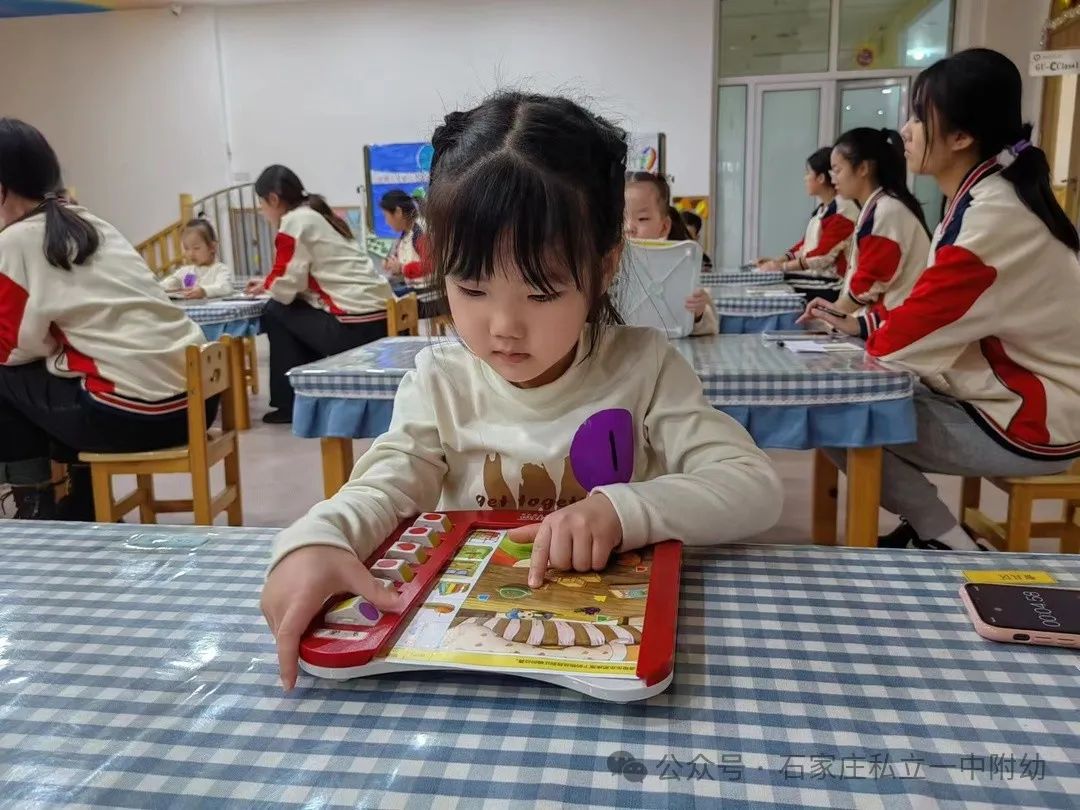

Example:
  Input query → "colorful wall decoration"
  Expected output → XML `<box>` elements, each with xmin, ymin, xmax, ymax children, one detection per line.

<box><xmin>626</xmin><ymin>132</ymin><xmax>666</xmax><ymax>176</ymax></box>
<box><xmin>363</xmin><ymin>142</ymin><xmax>433</xmax><ymax>239</ymax></box>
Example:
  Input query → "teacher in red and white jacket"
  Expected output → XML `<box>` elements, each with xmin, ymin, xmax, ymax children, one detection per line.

<box><xmin>0</xmin><ymin>118</ymin><xmax>208</xmax><ymax>521</ymax></box>
<box><xmin>808</xmin><ymin>49</ymin><xmax>1080</xmax><ymax>552</ymax></box>
<box><xmin>245</xmin><ymin>165</ymin><xmax>393</xmax><ymax>424</ymax></box>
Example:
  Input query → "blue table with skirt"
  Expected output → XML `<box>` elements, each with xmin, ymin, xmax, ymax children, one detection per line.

<box><xmin>288</xmin><ymin>334</ymin><xmax>915</xmax><ymax>545</ymax></box>
<box><xmin>700</xmin><ymin>268</ymin><xmax>785</xmax><ymax>287</ymax></box>
<box><xmin>709</xmin><ymin>285</ymin><xmax>806</xmax><ymax>334</ymax></box>
<box><xmin>2</xmin><ymin>521</ymin><xmax>1076</xmax><ymax>809</ymax></box>
<box><xmin>177</xmin><ymin>296</ymin><xmax>267</xmax><ymax>340</ymax></box>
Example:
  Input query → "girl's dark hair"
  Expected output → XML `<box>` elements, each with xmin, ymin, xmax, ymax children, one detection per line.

<box><xmin>834</xmin><ymin>127</ymin><xmax>930</xmax><ymax>236</ymax></box>
<box><xmin>680</xmin><ymin>209</ymin><xmax>703</xmax><ymax>233</ymax></box>
<box><xmin>182</xmin><ymin>217</ymin><xmax>217</xmax><ymax>245</ymax></box>
<box><xmin>807</xmin><ymin>146</ymin><xmax>834</xmax><ymax>188</ymax></box>
<box><xmin>913</xmin><ymin>47</ymin><xmax>1079</xmax><ymax>252</ymax></box>
<box><xmin>426</xmin><ymin>92</ymin><xmax>628</xmax><ymax>348</ymax></box>
<box><xmin>254</xmin><ymin>164</ymin><xmax>353</xmax><ymax>240</ymax></box>
<box><xmin>379</xmin><ymin>189</ymin><xmax>420</xmax><ymax>219</ymax></box>
<box><xmin>666</xmin><ymin>205</ymin><xmax>692</xmax><ymax>241</ymax></box>
<box><xmin>0</xmin><ymin>118</ymin><xmax>99</xmax><ymax>270</ymax></box>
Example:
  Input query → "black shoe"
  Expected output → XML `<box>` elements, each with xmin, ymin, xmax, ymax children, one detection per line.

<box><xmin>878</xmin><ymin>520</ymin><xmax>921</xmax><ymax>549</ymax></box>
<box><xmin>10</xmin><ymin>484</ymin><xmax>58</xmax><ymax>520</ymax></box>
<box><xmin>262</xmin><ymin>409</ymin><xmax>293</xmax><ymax>425</ymax></box>
<box><xmin>56</xmin><ymin>464</ymin><xmax>95</xmax><ymax>522</ymax></box>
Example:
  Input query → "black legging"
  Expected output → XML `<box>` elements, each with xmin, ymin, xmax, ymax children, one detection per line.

<box><xmin>262</xmin><ymin>300</ymin><xmax>389</xmax><ymax>414</ymax></box>
<box><xmin>0</xmin><ymin>361</ymin><xmax>214</xmax><ymax>470</ymax></box>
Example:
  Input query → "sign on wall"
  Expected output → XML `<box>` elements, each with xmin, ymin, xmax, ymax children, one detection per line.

<box><xmin>1030</xmin><ymin>49</ymin><xmax>1080</xmax><ymax>77</ymax></box>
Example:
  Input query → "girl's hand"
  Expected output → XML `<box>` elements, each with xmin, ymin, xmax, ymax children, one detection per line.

<box><xmin>182</xmin><ymin>286</ymin><xmax>207</xmax><ymax>300</ymax></box>
<box><xmin>383</xmin><ymin>258</ymin><xmax>401</xmax><ymax>273</ymax></box>
<box><xmin>759</xmin><ymin>259</ymin><xmax>782</xmax><ymax>272</ymax></box>
<box><xmin>261</xmin><ymin>545</ymin><xmax>405</xmax><ymax>690</ymax></box>
<box><xmin>245</xmin><ymin>278</ymin><xmax>264</xmax><ymax>295</ymax></box>
<box><xmin>509</xmin><ymin>494</ymin><xmax>624</xmax><ymax>589</ymax></box>
<box><xmin>685</xmin><ymin>288</ymin><xmax>711</xmax><ymax>318</ymax></box>
<box><xmin>797</xmin><ymin>297</ymin><xmax>860</xmax><ymax>335</ymax></box>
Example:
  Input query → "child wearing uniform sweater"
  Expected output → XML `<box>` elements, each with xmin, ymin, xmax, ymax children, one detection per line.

<box><xmin>261</xmin><ymin>92</ymin><xmax>782</xmax><ymax>689</ymax></box>
<box><xmin>809</xmin><ymin>49</ymin><xmax>1080</xmax><ymax>551</ymax></box>
<box><xmin>757</xmin><ymin>147</ymin><xmax>859</xmax><ymax>301</ymax></box>
<box><xmin>159</xmin><ymin>218</ymin><xmax>234</xmax><ymax>299</ymax></box>
<box><xmin>244</xmin><ymin>165</ymin><xmax>393</xmax><ymax>424</ymax></box>
<box><xmin>0</xmin><ymin>118</ymin><xmax>208</xmax><ymax>520</ymax></box>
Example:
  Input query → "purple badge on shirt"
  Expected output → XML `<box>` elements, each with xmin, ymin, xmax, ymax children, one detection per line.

<box><xmin>568</xmin><ymin>408</ymin><xmax>635</xmax><ymax>491</ymax></box>
<box><xmin>183</xmin><ymin>272</ymin><xmax>197</xmax><ymax>289</ymax></box>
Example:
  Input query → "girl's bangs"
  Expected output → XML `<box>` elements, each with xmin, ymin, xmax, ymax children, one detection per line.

<box><xmin>430</xmin><ymin>153</ymin><xmax>593</xmax><ymax>295</ymax></box>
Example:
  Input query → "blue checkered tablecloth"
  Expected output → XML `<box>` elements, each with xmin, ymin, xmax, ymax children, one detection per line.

<box><xmin>675</xmin><ymin>334</ymin><xmax>914</xmax><ymax>406</ymax></box>
<box><xmin>1</xmin><ymin>522</ymin><xmax>1077</xmax><ymax>808</ymax></box>
<box><xmin>177</xmin><ymin>297</ymin><xmax>268</xmax><ymax>328</ymax></box>
<box><xmin>289</xmin><ymin>335</ymin><xmax>912</xmax><ymax>407</ymax></box>
<box><xmin>710</xmin><ymin>285</ymin><xmax>806</xmax><ymax>317</ymax></box>
<box><xmin>701</xmin><ymin>269</ymin><xmax>785</xmax><ymax>287</ymax></box>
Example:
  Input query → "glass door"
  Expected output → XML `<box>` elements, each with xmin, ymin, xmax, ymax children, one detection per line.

<box><xmin>752</xmin><ymin>82</ymin><xmax>830</xmax><ymax>260</ymax></box>
<box><xmin>836</xmin><ymin>76</ymin><xmax>944</xmax><ymax>230</ymax></box>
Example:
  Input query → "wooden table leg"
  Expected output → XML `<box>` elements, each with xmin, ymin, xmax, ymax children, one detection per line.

<box><xmin>320</xmin><ymin>437</ymin><xmax>354</xmax><ymax>499</ymax></box>
<box><xmin>811</xmin><ymin>450</ymin><xmax>839</xmax><ymax>545</ymax></box>
<box><xmin>845</xmin><ymin>447</ymin><xmax>883</xmax><ymax>547</ymax></box>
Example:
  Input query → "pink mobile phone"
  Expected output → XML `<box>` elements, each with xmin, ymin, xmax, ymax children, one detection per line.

<box><xmin>960</xmin><ymin>583</ymin><xmax>1080</xmax><ymax>648</ymax></box>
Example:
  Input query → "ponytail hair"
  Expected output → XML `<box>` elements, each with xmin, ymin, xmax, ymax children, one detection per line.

<box><xmin>0</xmin><ymin>118</ymin><xmax>99</xmax><ymax>270</ymax></box>
<box><xmin>379</xmin><ymin>188</ymin><xmax>420</xmax><ymax>220</ymax></box>
<box><xmin>834</xmin><ymin>126</ymin><xmax>930</xmax><ymax>236</ymax></box>
<box><xmin>254</xmin><ymin>164</ymin><xmax>353</xmax><ymax>241</ymax></box>
<box><xmin>182</xmin><ymin>216</ymin><xmax>217</xmax><ymax>245</ymax></box>
<box><xmin>806</xmin><ymin>146</ymin><xmax>834</xmax><ymax>188</ymax></box>
<box><xmin>913</xmin><ymin>48</ymin><xmax>1079</xmax><ymax>252</ymax></box>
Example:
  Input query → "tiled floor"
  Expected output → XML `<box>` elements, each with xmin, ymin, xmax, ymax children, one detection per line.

<box><xmin>32</xmin><ymin>335</ymin><xmax>1068</xmax><ymax>550</ymax></box>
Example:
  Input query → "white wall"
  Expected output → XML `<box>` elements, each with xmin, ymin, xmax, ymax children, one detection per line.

<box><xmin>0</xmin><ymin>7</ymin><xmax>230</xmax><ymax>241</ymax></box>
<box><xmin>217</xmin><ymin>0</ymin><xmax>714</xmax><ymax>206</ymax></box>
<box><xmin>954</xmin><ymin>0</ymin><xmax>1047</xmax><ymax>135</ymax></box>
<box><xmin>0</xmin><ymin>0</ymin><xmax>714</xmax><ymax>241</ymax></box>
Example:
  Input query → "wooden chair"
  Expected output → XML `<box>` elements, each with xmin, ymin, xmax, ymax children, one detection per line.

<box><xmin>960</xmin><ymin>463</ymin><xmax>1080</xmax><ymax>553</ymax></box>
<box><xmin>79</xmin><ymin>337</ymin><xmax>243</xmax><ymax>526</ymax></box>
<box><xmin>431</xmin><ymin>314</ymin><xmax>454</xmax><ymax>336</ymax></box>
<box><xmin>387</xmin><ymin>293</ymin><xmax>420</xmax><ymax>336</ymax></box>
<box><xmin>242</xmin><ymin>335</ymin><xmax>260</xmax><ymax>395</ymax></box>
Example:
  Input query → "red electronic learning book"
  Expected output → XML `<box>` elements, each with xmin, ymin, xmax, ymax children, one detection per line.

<box><xmin>298</xmin><ymin>510</ymin><xmax>682</xmax><ymax>702</ymax></box>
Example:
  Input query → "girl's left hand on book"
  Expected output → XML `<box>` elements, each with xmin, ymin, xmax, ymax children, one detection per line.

<box><xmin>511</xmin><ymin>494</ymin><xmax>623</xmax><ymax>589</ymax></box>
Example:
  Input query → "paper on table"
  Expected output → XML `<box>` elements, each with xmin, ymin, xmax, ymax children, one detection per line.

<box><xmin>783</xmin><ymin>340</ymin><xmax>862</xmax><ymax>353</ymax></box>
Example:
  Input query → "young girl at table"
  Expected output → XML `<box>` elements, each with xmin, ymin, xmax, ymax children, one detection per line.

<box><xmin>757</xmin><ymin>147</ymin><xmax>859</xmax><ymax>302</ymax></box>
<box><xmin>807</xmin><ymin>49</ymin><xmax>1080</xmax><ymax>551</ymax></box>
<box><xmin>379</xmin><ymin>189</ymin><xmax>439</xmax><ymax>318</ymax></box>
<box><xmin>623</xmin><ymin>172</ymin><xmax>718</xmax><ymax>335</ymax></box>
<box><xmin>800</xmin><ymin>128</ymin><xmax>930</xmax><ymax>320</ymax></box>
<box><xmin>0</xmin><ymin>118</ymin><xmax>209</xmax><ymax>520</ymax></box>
<box><xmin>158</xmin><ymin>218</ymin><xmax>234</xmax><ymax>299</ymax></box>
<box><xmin>261</xmin><ymin>92</ymin><xmax>783</xmax><ymax>688</ymax></box>
<box><xmin>245</xmin><ymin>165</ymin><xmax>393</xmax><ymax>424</ymax></box>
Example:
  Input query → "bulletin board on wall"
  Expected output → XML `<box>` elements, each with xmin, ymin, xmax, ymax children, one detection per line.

<box><xmin>626</xmin><ymin>132</ymin><xmax>666</xmax><ymax>175</ymax></box>
<box><xmin>363</xmin><ymin>142</ymin><xmax>434</xmax><ymax>238</ymax></box>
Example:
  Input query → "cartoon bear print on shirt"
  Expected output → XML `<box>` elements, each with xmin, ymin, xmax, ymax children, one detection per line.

<box><xmin>475</xmin><ymin>408</ymin><xmax>635</xmax><ymax>511</ymax></box>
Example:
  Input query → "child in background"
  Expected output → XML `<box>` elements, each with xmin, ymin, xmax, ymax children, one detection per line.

<box><xmin>678</xmin><ymin>209</ymin><xmax>713</xmax><ymax>271</ymax></box>
<box><xmin>379</xmin><ymin>189</ymin><xmax>439</xmax><ymax>317</ymax></box>
<box><xmin>0</xmin><ymin>119</ymin><xmax>210</xmax><ymax>520</ymax></box>
<box><xmin>807</xmin><ymin>49</ymin><xmax>1080</xmax><ymax>551</ymax></box>
<box><xmin>159</xmin><ymin>218</ymin><xmax>234</xmax><ymax>299</ymax></box>
<box><xmin>623</xmin><ymin>172</ymin><xmax>718</xmax><ymax>335</ymax></box>
<box><xmin>261</xmin><ymin>92</ymin><xmax>782</xmax><ymax>688</ymax></box>
<box><xmin>799</xmin><ymin>129</ymin><xmax>930</xmax><ymax>322</ymax></box>
<box><xmin>757</xmin><ymin>147</ymin><xmax>858</xmax><ymax>302</ymax></box>
<box><xmin>244</xmin><ymin>165</ymin><xmax>393</xmax><ymax>424</ymax></box>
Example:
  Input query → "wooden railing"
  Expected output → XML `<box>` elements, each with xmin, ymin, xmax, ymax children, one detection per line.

<box><xmin>135</xmin><ymin>194</ymin><xmax>192</xmax><ymax>277</ymax></box>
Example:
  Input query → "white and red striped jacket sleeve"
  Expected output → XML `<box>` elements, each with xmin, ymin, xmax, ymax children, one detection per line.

<box><xmin>262</xmin><ymin>213</ymin><xmax>311</xmax><ymax>304</ymax></box>
<box><xmin>847</xmin><ymin>197</ymin><xmax>905</xmax><ymax>306</ymax></box>
<box><xmin>801</xmin><ymin>203</ymin><xmax>857</xmax><ymax>277</ymax></box>
<box><xmin>0</xmin><ymin>246</ymin><xmax>57</xmax><ymax>366</ymax></box>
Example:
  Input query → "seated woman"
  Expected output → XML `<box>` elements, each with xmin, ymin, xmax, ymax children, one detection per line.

<box><xmin>379</xmin><ymin>189</ymin><xmax>439</xmax><ymax>318</ymax></box>
<box><xmin>757</xmin><ymin>147</ymin><xmax>859</xmax><ymax>301</ymax></box>
<box><xmin>0</xmin><ymin>118</ymin><xmax>210</xmax><ymax>520</ymax></box>
<box><xmin>159</xmin><ymin>218</ymin><xmax>234</xmax><ymax>299</ymax></box>
<box><xmin>245</xmin><ymin>165</ymin><xmax>393</xmax><ymax>424</ymax></box>
<box><xmin>807</xmin><ymin>49</ymin><xmax>1080</xmax><ymax>550</ymax></box>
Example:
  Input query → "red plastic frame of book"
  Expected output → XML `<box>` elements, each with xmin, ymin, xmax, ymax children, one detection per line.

<box><xmin>298</xmin><ymin>510</ymin><xmax>682</xmax><ymax>687</ymax></box>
